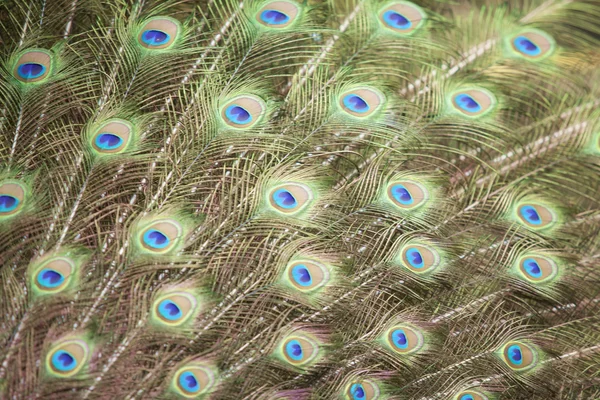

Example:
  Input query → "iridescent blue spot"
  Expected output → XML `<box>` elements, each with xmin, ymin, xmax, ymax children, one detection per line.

<box><xmin>507</xmin><ymin>344</ymin><xmax>523</xmax><ymax>365</ymax></box>
<box><xmin>37</xmin><ymin>269</ymin><xmax>65</xmax><ymax>289</ymax></box>
<box><xmin>391</xmin><ymin>184</ymin><xmax>413</xmax><ymax>205</ymax></box>
<box><xmin>383</xmin><ymin>11</ymin><xmax>412</xmax><ymax>30</ymax></box>
<box><xmin>158</xmin><ymin>300</ymin><xmax>182</xmax><ymax>321</ymax></box>
<box><xmin>95</xmin><ymin>133</ymin><xmax>123</xmax><ymax>150</ymax></box>
<box><xmin>514</xmin><ymin>36</ymin><xmax>541</xmax><ymax>56</ymax></box>
<box><xmin>391</xmin><ymin>329</ymin><xmax>408</xmax><ymax>349</ymax></box>
<box><xmin>272</xmin><ymin>189</ymin><xmax>297</xmax><ymax>209</ymax></box>
<box><xmin>523</xmin><ymin>258</ymin><xmax>542</xmax><ymax>278</ymax></box>
<box><xmin>343</xmin><ymin>94</ymin><xmax>370</xmax><ymax>113</ymax></box>
<box><xmin>285</xmin><ymin>339</ymin><xmax>303</xmax><ymax>361</ymax></box>
<box><xmin>225</xmin><ymin>105</ymin><xmax>252</xmax><ymax>125</ymax></box>
<box><xmin>17</xmin><ymin>63</ymin><xmax>46</xmax><ymax>80</ymax></box>
<box><xmin>260</xmin><ymin>10</ymin><xmax>290</xmax><ymax>25</ymax></box>
<box><xmin>460</xmin><ymin>395</ymin><xmax>475</xmax><ymax>400</ymax></box>
<box><xmin>143</xmin><ymin>229</ymin><xmax>170</xmax><ymax>249</ymax></box>
<box><xmin>141</xmin><ymin>30</ymin><xmax>170</xmax><ymax>46</ymax></box>
<box><xmin>179</xmin><ymin>371</ymin><xmax>200</xmax><ymax>393</ymax></box>
<box><xmin>454</xmin><ymin>94</ymin><xmax>481</xmax><ymax>113</ymax></box>
<box><xmin>51</xmin><ymin>350</ymin><xmax>77</xmax><ymax>372</ymax></box>
<box><xmin>520</xmin><ymin>205</ymin><xmax>541</xmax><ymax>225</ymax></box>
<box><xmin>291</xmin><ymin>264</ymin><xmax>312</xmax><ymax>287</ymax></box>
<box><xmin>0</xmin><ymin>195</ymin><xmax>19</xmax><ymax>213</ymax></box>
<box><xmin>350</xmin><ymin>383</ymin><xmax>366</xmax><ymax>400</ymax></box>
<box><xmin>405</xmin><ymin>248</ymin><xmax>424</xmax><ymax>269</ymax></box>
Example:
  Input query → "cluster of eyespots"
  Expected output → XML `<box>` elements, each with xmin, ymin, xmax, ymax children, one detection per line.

<box><xmin>220</xmin><ymin>95</ymin><xmax>265</xmax><ymax>129</ymax></box>
<box><xmin>46</xmin><ymin>339</ymin><xmax>89</xmax><ymax>377</ymax></box>
<box><xmin>509</xmin><ymin>30</ymin><xmax>555</xmax><ymax>61</ymax></box>
<box><xmin>268</xmin><ymin>183</ymin><xmax>313</xmax><ymax>215</ymax></box>
<box><xmin>33</xmin><ymin>257</ymin><xmax>74</xmax><ymax>294</ymax></box>
<box><xmin>280</xmin><ymin>334</ymin><xmax>319</xmax><ymax>366</ymax></box>
<box><xmin>383</xmin><ymin>325</ymin><xmax>424</xmax><ymax>355</ymax></box>
<box><xmin>13</xmin><ymin>50</ymin><xmax>52</xmax><ymax>83</ymax></box>
<box><xmin>399</xmin><ymin>243</ymin><xmax>440</xmax><ymax>274</ymax></box>
<box><xmin>139</xmin><ymin>219</ymin><xmax>182</xmax><ymax>254</ymax></box>
<box><xmin>378</xmin><ymin>1</ymin><xmax>426</xmax><ymax>35</ymax></box>
<box><xmin>0</xmin><ymin>181</ymin><xmax>25</xmax><ymax>217</ymax></box>
<box><xmin>339</xmin><ymin>87</ymin><xmax>384</xmax><ymax>118</ymax></box>
<box><xmin>286</xmin><ymin>260</ymin><xmax>330</xmax><ymax>292</ymax></box>
<box><xmin>91</xmin><ymin>119</ymin><xmax>132</xmax><ymax>154</ymax></box>
<box><xmin>345</xmin><ymin>379</ymin><xmax>380</xmax><ymax>400</ymax></box>
<box><xmin>516</xmin><ymin>203</ymin><xmax>555</xmax><ymax>230</ymax></box>
<box><xmin>173</xmin><ymin>363</ymin><xmax>216</xmax><ymax>398</ymax></box>
<box><xmin>386</xmin><ymin>180</ymin><xmax>428</xmax><ymax>210</ymax></box>
<box><xmin>518</xmin><ymin>255</ymin><xmax>557</xmax><ymax>283</ymax></box>
<box><xmin>153</xmin><ymin>292</ymin><xmax>198</xmax><ymax>327</ymax></box>
<box><xmin>455</xmin><ymin>390</ymin><xmax>488</xmax><ymax>400</ymax></box>
<box><xmin>450</xmin><ymin>88</ymin><xmax>496</xmax><ymax>118</ymax></box>
<box><xmin>501</xmin><ymin>341</ymin><xmax>537</xmax><ymax>371</ymax></box>
<box><xmin>256</xmin><ymin>1</ymin><xmax>300</xmax><ymax>29</ymax></box>
<box><xmin>137</xmin><ymin>17</ymin><xmax>180</xmax><ymax>49</ymax></box>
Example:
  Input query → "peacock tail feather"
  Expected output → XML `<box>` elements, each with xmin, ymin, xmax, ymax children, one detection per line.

<box><xmin>1</xmin><ymin>0</ymin><xmax>599</xmax><ymax>398</ymax></box>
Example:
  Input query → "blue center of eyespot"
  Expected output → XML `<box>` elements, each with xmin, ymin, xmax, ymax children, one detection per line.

<box><xmin>17</xmin><ymin>63</ymin><xmax>46</xmax><ymax>80</ymax></box>
<box><xmin>225</xmin><ymin>105</ymin><xmax>252</xmax><ymax>124</ymax></box>
<box><xmin>260</xmin><ymin>10</ymin><xmax>290</xmax><ymax>25</ymax></box>
<box><xmin>95</xmin><ymin>133</ymin><xmax>123</xmax><ymax>150</ymax></box>
<box><xmin>291</xmin><ymin>264</ymin><xmax>312</xmax><ymax>287</ymax></box>
<box><xmin>383</xmin><ymin>10</ymin><xmax>412</xmax><ymax>30</ymax></box>
<box><xmin>349</xmin><ymin>383</ymin><xmax>366</xmax><ymax>400</ymax></box>
<box><xmin>158</xmin><ymin>299</ymin><xmax>182</xmax><ymax>321</ymax></box>
<box><xmin>0</xmin><ymin>195</ymin><xmax>19</xmax><ymax>213</ymax></box>
<box><xmin>37</xmin><ymin>269</ymin><xmax>65</xmax><ymax>288</ymax></box>
<box><xmin>519</xmin><ymin>205</ymin><xmax>541</xmax><ymax>225</ymax></box>
<box><xmin>141</xmin><ymin>29</ymin><xmax>170</xmax><ymax>46</ymax></box>
<box><xmin>405</xmin><ymin>248</ymin><xmax>424</xmax><ymax>269</ymax></box>
<box><xmin>343</xmin><ymin>94</ymin><xmax>370</xmax><ymax>114</ymax></box>
<box><xmin>179</xmin><ymin>371</ymin><xmax>200</xmax><ymax>393</ymax></box>
<box><xmin>514</xmin><ymin>36</ymin><xmax>541</xmax><ymax>56</ymax></box>
<box><xmin>285</xmin><ymin>339</ymin><xmax>303</xmax><ymax>361</ymax></box>
<box><xmin>273</xmin><ymin>189</ymin><xmax>297</xmax><ymax>209</ymax></box>
<box><xmin>460</xmin><ymin>395</ymin><xmax>475</xmax><ymax>400</ymax></box>
<box><xmin>143</xmin><ymin>229</ymin><xmax>170</xmax><ymax>249</ymax></box>
<box><xmin>391</xmin><ymin>184</ymin><xmax>413</xmax><ymax>205</ymax></box>
<box><xmin>454</xmin><ymin>94</ymin><xmax>481</xmax><ymax>113</ymax></box>
<box><xmin>507</xmin><ymin>344</ymin><xmax>523</xmax><ymax>365</ymax></box>
<box><xmin>523</xmin><ymin>258</ymin><xmax>542</xmax><ymax>278</ymax></box>
<box><xmin>51</xmin><ymin>350</ymin><xmax>77</xmax><ymax>371</ymax></box>
<box><xmin>392</xmin><ymin>329</ymin><xmax>408</xmax><ymax>349</ymax></box>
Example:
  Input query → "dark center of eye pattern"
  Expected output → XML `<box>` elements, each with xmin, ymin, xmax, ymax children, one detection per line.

<box><xmin>350</xmin><ymin>383</ymin><xmax>366</xmax><ymax>399</ymax></box>
<box><xmin>143</xmin><ymin>229</ymin><xmax>170</xmax><ymax>249</ymax></box>
<box><xmin>179</xmin><ymin>371</ymin><xmax>201</xmax><ymax>393</ymax></box>
<box><xmin>292</xmin><ymin>265</ymin><xmax>312</xmax><ymax>286</ymax></box>
<box><xmin>392</xmin><ymin>185</ymin><xmax>413</xmax><ymax>204</ymax></box>
<box><xmin>520</xmin><ymin>205</ymin><xmax>541</xmax><ymax>225</ymax></box>
<box><xmin>508</xmin><ymin>344</ymin><xmax>523</xmax><ymax>365</ymax></box>
<box><xmin>38</xmin><ymin>269</ymin><xmax>64</xmax><ymax>288</ymax></box>
<box><xmin>406</xmin><ymin>248</ymin><xmax>424</xmax><ymax>268</ymax></box>
<box><xmin>158</xmin><ymin>299</ymin><xmax>183</xmax><ymax>321</ymax></box>
<box><xmin>95</xmin><ymin>133</ymin><xmax>123</xmax><ymax>150</ymax></box>
<box><xmin>52</xmin><ymin>350</ymin><xmax>76</xmax><ymax>371</ymax></box>
<box><xmin>383</xmin><ymin>11</ymin><xmax>411</xmax><ymax>29</ymax></box>
<box><xmin>165</xmin><ymin>302</ymin><xmax>180</xmax><ymax>316</ymax></box>
<box><xmin>455</xmin><ymin>94</ymin><xmax>481</xmax><ymax>112</ymax></box>
<box><xmin>17</xmin><ymin>63</ymin><xmax>46</xmax><ymax>80</ymax></box>
<box><xmin>0</xmin><ymin>195</ymin><xmax>19</xmax><ymax>212</ymax></box>
<box><xmin>514</xmin><ymin>36</ymin><xmax>541</xmax><ymax>56</ymax></box>
<box><xmin>274</xmin><ymin>189</ymin><xmax>297</xmax><ymax>208</ymax></box>
<box><xmin>141</xmin><ymin>30</ymin><xmax>169</xmax><ymax>45</ymax></box>
<box><xmin>285</xmin><ymin>339</ymin><xmax>304</xmax><ymax>361</ymax></box>
<box><xmin>392</xmin><ymin>329</ymin><xmax>408</xmax><ymax>349</ymax></box>
<box><xmin>460</xmin><ymin>396</ymin><xmax>475</xmax><ymax>400</ymax></box>
<box><xmin>523</xmin><ymin>259</ymin><xmax>542</xmax><ymax>278</ymax></box>
<box><xmin>225</xmin><ymin>105</ymin><xmax>252</xmax><ymax>124</ymax></box>
<box><xmin>261</xmin><ymin>10</ymin><xmax>290</xmax><ymax>25</ymax></box>
<box><xmin>343</xmin><ymin>94</ymin><xmax>370</xmax><ymax>113</ymax></box>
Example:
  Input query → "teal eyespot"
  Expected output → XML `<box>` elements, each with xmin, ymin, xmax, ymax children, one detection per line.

<box><xmin>286</xmin><ymin>260</ymin><xmax>329</xmax><ymax>292</ymax></box>
<box><xmin>138</xmin><ymin>219</ymin><xmax>182</xmax><ymax>254</ymax></box>
<box><xmin>518</xmin><ymin>255</ymin><xmax>557</xmax><ymax>283</ymax></box>
<box><xmin>91</xmin><ymin>119</ymin><xmax>132</xmax><ymax>154</ymax></box>
<box><xmin>33</xmin><ymin>257</ymin><xmax>75</xmax><ymax>293</ymax></box>
<box><xmin>153</xmin><ymin>292</ymin><xmax>198</xmax><ymax>327</ymax></box>
<box><xmin>137</xmin><ymin>17</ymin><xmax>180</xmax><ymax>49</ymax></box>
<box><xmin>339</xmin><ymin>87</ymin><xmax>384</xmax><ymax>118</ymax></box>
<box><xmin>268</xmin><ymin>183</ymin><xmax>313</xmax><ymax>215</ymax></box>
<box><xmin>378</xmin><ymin>2</ymin><xmax>425</xmax><ymax>35</ymax></box>
<box><xmin>509</xmin><ymin>30</ymin><xmax>555</xmax><ymax>61</ymax></box>
<box><xmin>383</xmin><ymin>324</ymin><xmax>424</xmax><ymax>355</ymax></box>
<box><xmin>399</xmin><ymin>244</ymin><xmax>440</xmax><ymax>274</ymax></box>
<box><xmin>45</xmin><ymin>339</ymin><xmax>90</xmax><ymax>377</ymax></box>
<box><xmin>454</xmin><ymin>390</ymin><xmax>488</xmax><ymax>400</ymax></box>
<box><xmin>500</xmin><ymin>341</ymin><xmax>537</xmax><ymax>371</ymax></box>
<box><xmin>516</xmin><ymin>203</ymin><xmax>555</xmax><ymax>230</ymax></box>
<box><xmin>279</xmin><ymin>334</ymin><xmax>319</xmax><ymax>366</ymax></box>
<box><xmin>386</xmin><ymin>180</ymin><xmax>428</xmax><ymax>210</ymax></box>
<box><xmin>450</xmin><ymin>89</ymin><xmax>495</xmax><ymax>118</ymax></box>
<box><xmin>173</xmin><ymin>363</ymin><xmax>217</xmax><ymax>398</ymax></box>
<box><xmin>13</xmin><ymin>50</ymin><xmax>52</xmax><ymax>83</ymax></box>
<box><xmin>220</xmin><ymin>95</ymin><xmax>265</xmax><ymax>129</ymax></box>
<box><xmin>0</xmin><ymin>182</ymin><xmax>26</xmax><ymax>217</ymax></box>
<box><xmin>344</xmin><ymin>379</ymin><xmax>380</xmax><ymax>400</ymax></box>
<box><xmin>256</xmin><ymin>1</ymin><xmax>300</xmax><ymax>29</ymax></box>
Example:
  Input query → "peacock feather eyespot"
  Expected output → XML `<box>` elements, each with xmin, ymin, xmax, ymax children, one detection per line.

<box><xmin>173</xmin><ymin>363</ymin><xmax>216</xmax><ymax>398</ymax></box>
<box><xmin>399</xmin><ymin>243</ymin><xmax>440</xmax><ymax>274</ymax></box>
<box><xmin>33</xmin><ymin>257</ymin><xmax>74</xmax><ymax>293</ymax></box>
<box><xmin>386</xmin><ymin>180</ymin><xmax>428</xmax><ymax>210</ymax></box>
<box><xmin>91</xmin><ymin>119</ymin><xmax>132</xmax><ymax>155</ymax></box>
<box><xmin>268</xmin><ymin>183</ymin><xmax>313</xmax><ymax>215</ymax></box>
<box><xmin>509</xmin><ymin>30</ymin><xmax>555</xmax><ymax>61</ymax></box>
<box><xmin>339</xmin><ymin>87</ymin><xmax>384</xmax><ymax>118</ymax></box>
<box><xmin>378</xmin><ymin>1</ymin><xmax>426</xmax><ymax>35</ymax></box>
<box><xmin>138</xmin><ymin>17</ymin><xmax>181</xmax><ymax>49</ymax></box>
<box><xmin>285</xmin><ymin>260</ymin><xmax>330</xmax><ymax>292</ymax></box>
<box><xmin>256</xmin><ymin>1</ymin><xmax>300</xmax><ymax>29</ymax></box>
<box><xmin>516</xmin><ymin>203</ymin><xmax>555</xmax><ymax>230</ymax></box>
<box><xmin>138</xmin><ymin>219</ymin><xmax>182</xmax><ymax>254</ymax></box>
<box><xmin>45</xmin><ymin>339</ymin><xmax>90</xmax><ymax>377</ymax></box>
<box><xmin>344</xmin><ymin>379</ymin><xmax>380</xmax><ymax>400</ymax></box>
<box><xmin>13</xmin><ymin>49</ymin><xmax>52</xmax><ymax>83</ymax></box>
<box><xmin>384</xmin><ymin>324</ymin><xmax>424</xmax><ymax>355</ymax></box>
<box><xmin>279</xmin><ymin>334</ymin><xmax>320</xmax><ymax>366</ymax></box>
<box><xmin>450</xmin><ymin>88</ymin><xmax>496</xmax><ymax>118</ymax></box>
<box><xmin>0</xmin><ymin>181</ymin><xmax>26</xmax><ymax>217</ymax></box>
<box><xmin>500</xmin><ymin>341</ymin><xmax>537</xmax><ymax>371</ymax></box>
<box><xmin>517</xmin><ymin>255</ymin><xmax>557</xmax><ymax>283</ymax></box>
<box><xmin>152</xmin><ymin>292</ymin><xmax>198</xmax><ymax>327</ymax></box>
<box><xmin>454</xmin><ymin>390</ymin><xmax>488</xmax><ymax>400</ymax></box>
<box><xmin>220</xmin><ymin>95</ymin><xmax>266</xmax><ymax>129</ymax></box>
